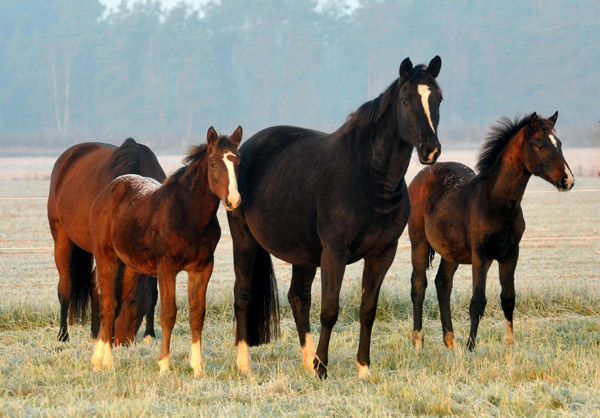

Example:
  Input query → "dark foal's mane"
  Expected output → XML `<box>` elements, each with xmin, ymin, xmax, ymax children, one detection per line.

<box><xmin>108</xmin><ymin>138</ymin><xmax>142</xmax><ymax>179</ymax></box>
<box><xmin>163</xmin><ymin>144</ymin><xmax>209</xmax><ymax>187</ymax></box>
<box><xmin>476</xmin><ymin>114</ymin><xmax>554</xmax><ymax>173</ymax></box>
<box><xmin>341</xmin><ymin>64</ymin><xmax>441</xmax><ymax>134</ymax></box>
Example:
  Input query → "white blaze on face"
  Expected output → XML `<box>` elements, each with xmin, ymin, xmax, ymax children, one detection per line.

<box><xmin>223</xmin><ymin>152</ymin><xmax>240</xmax><ymax>206</ymax></box>
<box><xmin>549</xmin><ymin>134</ymin><xmax>558</xmax><ymax>149</ymax></box>
<box><xmin>417</xmin><ymin>84</ymin><xmax>435</xmax><ymax>134</ymax></box>
<box><xmin>563</xmin><ymin>164</ymin><xmax>574</xmax><ymax>190</ymax></box>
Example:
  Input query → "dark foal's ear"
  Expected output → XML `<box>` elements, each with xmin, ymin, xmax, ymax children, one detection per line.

<box><xmin>427</xmin><ymin>55</ymin><xmax>442</xmax><ymax>78</ymax></box>
<box><xmin>207</xmin><ymin>126</ymin><xmax>219</xmax><ymax>147</ymax></box>
<box><xmin>399</xmin><ymin>57</ymin><xmax>413</xmax><ymax>79</ymax></box>
<box><xmin>230</xmin><ymin>125</ymin><xmax>243</xmax><ymax>147</ymax></box>
<box><xmin>548</xmin><ymin>111</ymin><xmax>558</xmax><ymax>127</ymax></box>
<box><xmin>527</xmin><ymin>112</ymin><xmax>539</xmax><ymax>135</ymax></box>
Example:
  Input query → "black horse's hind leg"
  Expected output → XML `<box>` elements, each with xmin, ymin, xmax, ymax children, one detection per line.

<box><xmin>288</xmin><ymin>265</ymin><xmax>317</xmax><ymax>372</ymax></box>
<box><xmin>314</xmin><ymin>244</ymin><xmax>348</xmax><ymax>379</ymax></box>
<box><xmin>466</xmin><ymin>254</ymin><xmax>492</xmax><ymax>350</ymax></box>
<box><xmin>435</xmin><ymin>258</ymin><xmax>459</xmax><ymax>349</ymax></box>
<box><xmin>356</xmin><ymin>243</ymin><xmax>397</xmax><ymax>377</ymax></box>
<box><xmin>410</xmin><ymin>242</ymin><xmax>430</xmax><ymax>349</ymax></box>
<box><xmin>498</xmin><ymin>247</ymin><xmax>518</xmax><ymax>345</ymax></box>
<box><xmin>143</xmin><ymin>275</ymin><xmax>158</xmax><ymax>341</ymax></box>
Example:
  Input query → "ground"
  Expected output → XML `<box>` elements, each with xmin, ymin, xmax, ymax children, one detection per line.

<box><xmin>0</xmin><ymin>152</ymin><xmax>598</xmax><ymax>416</ymax></box>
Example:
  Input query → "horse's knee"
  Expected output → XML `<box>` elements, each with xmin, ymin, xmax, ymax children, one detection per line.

<box><xmin>359</xmin><ymin>303</ymin><xmax>377</xmax><ymax>327</ymax></box>
<box><xmin>469</xmin><ymin>295</ymin><xmax>487</xmax><ymax>318</ymax></box>
<box><xmin>320</xmin><ymin>306</ymin><xmax>339</xmax><ymax>329</ymax></box>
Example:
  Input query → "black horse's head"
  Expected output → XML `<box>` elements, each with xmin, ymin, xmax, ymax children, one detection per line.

<box><xmin>397</xmin><ymin>56</ymin><xmax>442</xmax><ymax>164</ymax></box>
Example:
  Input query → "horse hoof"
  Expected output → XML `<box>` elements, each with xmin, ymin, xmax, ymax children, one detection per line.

<box><xmin>58</xmin><ymin>331</ymin><xmax>69</xmax><ymax>342</ymax></box>
<box><xmin>503</xmin><ymin>336</ymin><xmax>514</xmax><ymax>346</ymax></box>
<box><xmin>412</xmin><ymin>330</ymin><xmax>423</xmax><ymax>350</ymax></box>
<box><xmin>314</xmin><ymin>358</ymin><xmax>328</xmax><ymax>380</ymax></box>
<box><xmin>444</xmin><ymin>332</ymin><xmax>455</xmax><ymax>349</ymax></box>
<box><xmin>158</xmin><ymin>357</ymin><xmax>170</xmax><ymax>374</ymax></box>
<box><xmin>466</xmin><ymin>338</ymin><xmax>476</xmax><ymax>351</ymax></box>
<box><xmin>356</xmin><ymin>361</ymin><xmax>370</xmax><ymax>379</ymax></box>
<box><xmin>143</xmin><ymin>335</ymin><xmax>154</xmax><ymax>344</ymax></box>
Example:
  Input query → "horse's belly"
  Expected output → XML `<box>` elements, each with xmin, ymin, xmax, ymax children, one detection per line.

<box><xmin>426</xmin><ymin>221</ymin><xmax>471</xmax><ymax>264</ymax></box>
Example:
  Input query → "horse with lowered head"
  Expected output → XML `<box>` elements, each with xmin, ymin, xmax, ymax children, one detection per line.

<box><xmin>408</xmin><ymin>112</ymin><xmax>574</xmax><ymax>351</ymax></box>
<box><xmin>90</xmin><ymin>126</ymin><xmax>242</xmax><ymax>375</ymax></box>
<box><xmin>48</xmin><ymin>138</ymin><xmax>165</xmax><ymax>345</ymax></box>
<box><xmin>228</xmin><ymin>56</ymin><xmax>443</xmax><ymax>379</ymax></box>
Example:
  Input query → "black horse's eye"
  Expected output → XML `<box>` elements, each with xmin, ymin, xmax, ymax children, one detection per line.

<box><xmin>535</xmin><ymin>144</ymin><xmax>544</xmax><ymax>150</ymax></box>
<box><xmin>402</xmin><ymin>98</ymin><xmax>408</xmax><ymax>105</ymax></box>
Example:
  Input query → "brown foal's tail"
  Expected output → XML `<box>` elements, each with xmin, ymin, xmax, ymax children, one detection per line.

<box><xmin>69</xmin><ymin>245</ymin><xmax>94</xmax><ymax>323</ymax></box>
<box><xmin>245</xmin><ymin>246</ymin><xmax>280</xmax><ymax>346</ymax></box>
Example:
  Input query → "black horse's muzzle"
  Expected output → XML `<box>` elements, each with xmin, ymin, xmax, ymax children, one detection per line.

<box><xmin>418</xmin><ymin>142</ymin><xmax>441</xmax><ymax>165</ymax></box>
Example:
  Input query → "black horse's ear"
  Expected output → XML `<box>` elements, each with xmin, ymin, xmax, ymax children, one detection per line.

<box><xmin>230</xmin><ymin>125</ymin><xmax>243</xmax><ymax>147</ymax></box>
<box><xmin>399</xmin><ymin>57</ymin><xmax>413</xmax><ymax>79</ymax></box>
<box><xmin>427</xmin><ymin>55</ymin><xmax>441</xmax><ymax>78</ymax></box>
<box><xmin>207</xmin><ymin>126</ymin><xmax>219</xmax><ymax>147</ymax></box>
<box><xmin>548</xmin><ymin>111</ymin><xmax>558</xmax><ymax>127</ymax></box>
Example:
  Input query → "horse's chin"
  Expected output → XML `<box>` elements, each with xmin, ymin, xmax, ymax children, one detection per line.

<box><xmin>223</xmin><ymin>203</ymin><xmax>239</xmax><ymax>211</ymax></box>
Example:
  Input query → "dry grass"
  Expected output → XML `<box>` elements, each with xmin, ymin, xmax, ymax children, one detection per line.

<box><xmin>0</xmin><ymin>171</ymin><xmax>599</xmax><ymax>416</ymax></box>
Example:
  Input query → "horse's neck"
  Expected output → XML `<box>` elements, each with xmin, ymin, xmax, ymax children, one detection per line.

<box><xmin>361</xmin><ymin>110</ymin><xmax>412</xmax><ymax>197</ymax></box>
<box><xmin>482</xmin><ymin>131</ymin><xmax>531</xmax><ymax>213</ymax></box>
<box><xmin>172</xmin><ymin>160</ymin><xmax>220</xmax><ymax>226</ymax></box>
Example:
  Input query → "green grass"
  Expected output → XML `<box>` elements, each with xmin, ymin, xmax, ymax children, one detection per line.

<box><xmin>0</xmin><ymin>177</ymin><xmax>599</xmax><ymax>416</ymax></box>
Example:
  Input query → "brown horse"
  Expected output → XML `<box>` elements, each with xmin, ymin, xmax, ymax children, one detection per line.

<box><xmin>408</xmin><ymin>112</ymin><xmax>574</xmax><ymax>351</ymax></box>
<box><xmin>48</xmin><ymin>138</ymin><xmax>166</xmax><ymax>344</ymax></box>
<box><xmin>89</xmin><ymin>126</ymin><xmax>242</xmax><ymax>374</ymax></box>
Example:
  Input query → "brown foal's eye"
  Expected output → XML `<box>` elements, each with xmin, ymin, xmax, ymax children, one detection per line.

<box><xmin>210</xmin><ymin>163</ymin><xmax>216</xmax><ymax>168</ymax></box>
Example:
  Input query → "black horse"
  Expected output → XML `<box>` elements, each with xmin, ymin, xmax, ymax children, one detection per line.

<box><xmin>228</xmin><ymin>56</ymin><xmax>443</xmax><ymax>378</ymax></box>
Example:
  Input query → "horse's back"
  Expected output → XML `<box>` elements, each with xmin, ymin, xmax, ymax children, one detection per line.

<box><xmin>408</xmin><ymin>162</ymin><xmax>475</xmax><ymax>263</ymax></box>
<box><xmin>48</xmin><ymin>140</ymin><xmax>164</xmax><ymax>252</ymax></box>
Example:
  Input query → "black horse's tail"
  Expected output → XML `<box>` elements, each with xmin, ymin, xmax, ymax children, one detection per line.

<box><xmin>69</xmin><ymin>245</ymin><xmax>94</xmax><ymax>323</ymax></box>
<box><xmin>426</xmin><ymin>246</ymin><xmax>435</xmax><ymax>269</ymax></box>
<box><xmin>243</xmin><ymin>246</ymin><xmax>280</xmax><ymax>347</ymax></box>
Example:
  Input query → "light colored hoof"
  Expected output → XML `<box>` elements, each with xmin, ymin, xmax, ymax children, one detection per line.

<box><xmin>237</xmin><ymin>341</ymin><xmax>252</xmax><ymax>374</ymax></box>
<box><xmin>302</xmin><ymin>335</ymin><xmax>316</xmax><ymax>373</ymax></box>
<box><xmin>158</xmin><ymin>356</ymin><xmax>170</xmax><ymax>374</ymax></box>
<box><xmin>444</xmin><ymin>332</ymin><xmax>455</xmax><ymax>349</ymax></box>
<box><xmin>412</xmin><ymin>330</ymin><xmax>423</xmax><ymax>350</ymax></box>
<box><xmin>143</xmin><ymin>335</ymin><xmax>154</xmax><ymax>344</ymax></box>
<box><xmin>91</xmin><ymin>357</ymin><xmax>103</xmax><ymax>371</ymax></box>
<box><xmin>503</xmin><ymin>336</ymin><xmax>514</xmax><ymax>345</ymax></box>
<box><xmin>356</xmin><ymin>361</ymin><xmax>371</xmax><ymax>379</ymax></box>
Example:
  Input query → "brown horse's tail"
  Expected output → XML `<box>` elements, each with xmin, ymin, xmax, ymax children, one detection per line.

<box><xmin>69</xmin><ymin>245</ymin><xmax>94</xmax><ymax>323</ymax></box>
<box><xmin>245</xmin><ymin>246</ymin><xmax>280</xmax><ymax>346</ymax></box>
<box><xmin>427</xmin><ymin>246</ymin><xmax>435</xmax><ymax>269</ymax></box>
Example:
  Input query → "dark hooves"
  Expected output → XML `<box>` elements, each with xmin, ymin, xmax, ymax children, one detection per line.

<box><xmin>58</xmin><ymin>330</ymin><xmax>69</xmax><ymax>342</ymax></box>
<box><xmin>466</xmin><ymin>338</ymin><xmax>476</xmax><ymax>351</ymax></box>
<box><xmin>313</xmin><ymin>357</ymin><xmax>328</xmax><ymax>380</ymax></box>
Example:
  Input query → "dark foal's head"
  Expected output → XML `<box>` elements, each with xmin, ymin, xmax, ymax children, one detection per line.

<box><xmin>397</xmin><ymin>56</ymin><xmax>443</xmax><ymax>164</ymax></box>
<box><xmin>206</xmin><ymin>126</ymin><xmax>243</xmax><ymax>210</ymax></box>
<box><xmin>522</xmin><ymin>112</ymin><xmax>574</xmax><ymax>191</ymax></box>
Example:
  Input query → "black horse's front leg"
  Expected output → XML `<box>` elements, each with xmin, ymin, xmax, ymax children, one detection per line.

<box><xmin>356</xmin><ymin>243</ymin><xmax>397</xmax><ymax>378</ymax></box>
<box><xmin>314</xmin><ymin>244</ymin><xmax>348</xmax><ymax>379</ymax></box>
<box><xmin>466</xmin><ymin>253</ymin><xmax>492</xmax><ymax>350</ymax></box>
<box><xmin>288</xmin><ymin>265</ymin><xmax>317</xmax><ymax>372</ymax></box>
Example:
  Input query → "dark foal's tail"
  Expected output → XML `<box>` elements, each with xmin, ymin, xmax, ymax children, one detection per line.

<box><xmin>242</xmin><ymin>246</ymin><xmax>281</xmax><ymax>347</ymax></box>
<box><xmin>69</xmin><ymin>245</ymin><xmax>94</xmax><ymax>323</ymax></box>
<box><xmin>427</xmin><ymin>246</ymin><xmax>435</xmax><ymax>269</ymax></box>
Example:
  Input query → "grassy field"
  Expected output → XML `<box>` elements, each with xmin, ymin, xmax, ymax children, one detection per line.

<box><xmin>0</xmin><ymin>169</ymin><xmax>599</xmax><ymax>415</ymax></box>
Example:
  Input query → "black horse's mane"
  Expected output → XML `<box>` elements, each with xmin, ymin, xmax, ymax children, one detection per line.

<box><xmin>108</xmin><ymin>138</ymin><xmax>142</xmax><ymax>179</ymax></box>
<box><xmin>341</xmin><ymin>64</ymin><xmax>440</xmax><ymax>134</ymax></box>
<box><xmin>476</xmin><ymin>113</ymin><xmax>552</xmax><ymax>173</ymax></box>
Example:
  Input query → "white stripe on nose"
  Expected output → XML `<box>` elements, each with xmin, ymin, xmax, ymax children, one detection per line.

<box><xmin>417</xmin><ymin>84</ymin><xmax>435</xmax><ymax>134</ymax></box>
<box><xmin>563</xmin><ymin>166</ymin><xmax>574</xmax><ymax>190</ymax></box>
<box><xmin>549</xmin><ymin>134</ymin><xmax>558</xmax><ymax>149</ymax></box>
<box><xmin>223</xmin><ymin>152</ymin><xmax>240</xmax><ymax>206</ymax></box>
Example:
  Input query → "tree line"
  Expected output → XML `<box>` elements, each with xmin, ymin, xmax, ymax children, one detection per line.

<box><xmin>0</xmin><ymin>0</ymin><xmax>598</xmax><ymax>151</ymax></box>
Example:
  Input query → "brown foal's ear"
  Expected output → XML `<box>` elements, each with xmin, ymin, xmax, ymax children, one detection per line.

<box><xmin>207</xmin><ymin>126</ymin><xmax>219</xmax><ymax>147</ymax></box>
<box><xmin>528</xmin><ymin>112</ymin><xmax>539</xmax><ymax>134</ymax></box>
<box><xmin>230</xmin><ymin>125</ymin><xmax>243</xmax><ymax>147</ymax></box>
<box><xmin>548</xmin><ymin>111</ymin><xmax>558</xmax><ymax>127</ymax></box>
